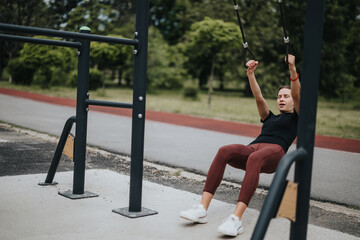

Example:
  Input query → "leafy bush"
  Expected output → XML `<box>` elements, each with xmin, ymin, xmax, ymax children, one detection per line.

<box><xmin>6</xmin><ymin>58</ymin><xmax>35</xmax><ymax>85</ymax></box>
<box><xmin>67</xmin><ymin>70</ymin><xmax>78</xmax><ymax>88</ymax></box>
<box><xmin>32</xmin><ymin>68</ymin><xmax>51</xmax><ymax>88</ymax></box>
<box><xmin>8</xmin><ymin>38</ymin><xmax>76</xmax><ymax>88</ymax></box>
<box><xmin>89</xmin><ymin>68</ymin><xmax>102</xmax><ymax>90</ymax></box>
<box><xmin>183</xmin><ymin>86</ymin><xmax>199</xmax><ymax>100</ymax></box>
<box><xmin>50</xmin><ymin>67</ymin><xmax>70</xmax><ymax>86</ymax></box>
<box><xmin>67</xmin><ymin>68</ymin><xmax>102</xmax><ymax>90</ymax></box>
<box><xmin>147</xmin><ymin>26</ymin><xmax>187</xmax><ymax>89</ymax></box>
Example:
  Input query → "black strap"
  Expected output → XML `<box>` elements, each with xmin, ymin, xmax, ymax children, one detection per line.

<box><xmin>233</xmin><ymin>0</ymin><xmax>256</xmax><ymax>68</ymax></box>
<box><xmin>278</xmin><ymin>0</ymin><xmax>292</xmax><ymax>64</ymax></box>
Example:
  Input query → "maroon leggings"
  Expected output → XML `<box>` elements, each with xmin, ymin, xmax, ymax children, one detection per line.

<box><xmin>203</xmin><ymin>143</ymin><xmax>285</xmax><ymax>205</ymax></box>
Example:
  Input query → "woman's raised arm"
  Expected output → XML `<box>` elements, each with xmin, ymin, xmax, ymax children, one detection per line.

<box><xmin>246</xmin><ymin>60</ymin><xmax>269</xmax><ymax>121</ymax></box>
<box><xmin>287</xmin><ymin>55</ymin><xmax>301</xmax><ymax>114</ymax></box>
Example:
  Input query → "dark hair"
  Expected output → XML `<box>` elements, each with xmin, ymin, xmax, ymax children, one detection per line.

<box><xmin>277</xmin><ymin>85</ymin><xmax>291</xmax><ymax>96</ymax></box>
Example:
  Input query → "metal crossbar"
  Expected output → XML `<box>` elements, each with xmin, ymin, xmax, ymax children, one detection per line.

<box><xmin>0</xmin><ymin>23</ymin><xmax>138</xmax><ymax>46</ymax></box>
<box><xmin>86</xmin><ymin>99</ymin><xmax>133</xmax><ymax>109</ymax></box>
<box><xmin>0</xmin><ymin>33</ymin><xmax>81</xmax><ymax>48</ymax></box>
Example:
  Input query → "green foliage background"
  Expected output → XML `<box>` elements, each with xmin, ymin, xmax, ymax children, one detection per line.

<box><xmin>0</xmin><ymin>0</ymin><xmax>359</xmax><ymax>99</ymax></box>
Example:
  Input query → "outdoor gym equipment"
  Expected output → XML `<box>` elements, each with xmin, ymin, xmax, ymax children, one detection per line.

<box><xmin>278</xmin><ymin>0</ymin><xmax>292</xmax><ymax>64</ymax></box>
<box><xmin>233</xmin><ymin>0</ymin><xmax>293</xmax><ymax>65</ymax></box>
<box><xmin>251</xmin><ymin>0</ymin><xmax>326</xmax><ymax>239</ymax></box>
<box><xmin>0</xmin><ymin>0</ymin><xmax>156</xmax><ymax>218</ymax></box>
<box><xmin>232</xmin><ymin>0</ymin><xmax>256</xmax><ymax>67</ymax></box>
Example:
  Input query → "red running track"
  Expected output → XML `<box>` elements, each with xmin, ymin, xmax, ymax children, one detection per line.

<box><xmin>1</xmin><ymin>87</ymin><xmax>359</xmax><ymax>154</ymax></box>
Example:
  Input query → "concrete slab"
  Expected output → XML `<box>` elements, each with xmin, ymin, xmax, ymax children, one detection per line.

<box><xmin>0</xmin><ymin>170</ymin><xmax>358</xmax><ymax>240</ymax></box>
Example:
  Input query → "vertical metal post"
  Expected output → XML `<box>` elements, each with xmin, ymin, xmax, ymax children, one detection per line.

<box><xmin>129</xmin><ymin>0</ymin><xmax>149</xmax><ymax>213</ymax></box>
<box><xmin>58</xmin><ymin>26</ymin><xmax>97</xmax><ymax>199</ymax></box>
<box><xmin>291</xmin><ymin>0</ymin><xmax>325</xmax><ymax>239</ymax></box>
<box><xmin>112</xmin><ymin>0</ymin><xmax>157</xmax><ymax>218</ymax></box>
<box><xmin>73</xmin><ymin>26</ymin><xmax>91</xmax><ymax>195</ymax></box>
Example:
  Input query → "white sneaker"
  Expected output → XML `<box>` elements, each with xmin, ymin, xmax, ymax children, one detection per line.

<box><xmin>217</xmin><ymin>214</ymin><xmax>244</xmax><ymax>236</ymax></box>
<box><xmin>180</xmin><ymin>204</ymin><xmax>208</xmax><ymax>223</ymax></box>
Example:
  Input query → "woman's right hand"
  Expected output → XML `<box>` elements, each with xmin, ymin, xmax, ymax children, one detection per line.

<box><xmin>246</xmin><ymin>60</ymin><xmax>258</xmax><ymax>74</ymax></box>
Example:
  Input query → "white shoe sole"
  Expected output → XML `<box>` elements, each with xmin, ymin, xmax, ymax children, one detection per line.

<box><xmin>180</xmin><ymin>215</ymin><xmax>208</xmax><ymax>224</ymax></box>
<box><xmin>217</xmin><ymin>226</ymin><xmax>244</xmax><ymax>236</ymax></box>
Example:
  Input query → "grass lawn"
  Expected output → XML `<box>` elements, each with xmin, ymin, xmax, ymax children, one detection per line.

<box><xmin>1</xmin><ymin>82</ymin><xmax>359</xmax><ymax>140</ymax></box>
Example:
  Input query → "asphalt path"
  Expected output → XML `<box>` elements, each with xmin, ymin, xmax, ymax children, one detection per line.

<box><xmin>0</xmin><ymin>93</ymin><xmax>359</xmax><ymax>207</ymax></box>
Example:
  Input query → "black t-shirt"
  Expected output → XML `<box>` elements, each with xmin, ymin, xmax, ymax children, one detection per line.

<box><xmin>249</xmin><ymin>111</ymin><xmax>298</xmax><ymax>152</ymax></box>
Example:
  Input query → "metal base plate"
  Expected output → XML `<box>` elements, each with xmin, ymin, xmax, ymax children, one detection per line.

<box><xmin>112</xmin><ymin>207</ymin><xmax>158</xmax><ymax>218</ymax></box>
<box><xmin>38</xmin><ymin>181</ymin><xmax>58</xmax><ymax>186</ymax></box>
<box><xmin>58</xmin><ymin>190</ymin><xmax>98</xmax><ymax>199</ymax></box>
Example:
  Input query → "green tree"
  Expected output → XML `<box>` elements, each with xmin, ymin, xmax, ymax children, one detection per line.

<box><xmin>90</xmin><ymin>38</ymin><xmax>132</xmax><ymax>89</ymax></box>
<box><xmin>286</xmin><ymin>0</ymin><xmax>359</xmax><ymax>100</ymax></box>
<box><xmin>9</xmin><ymin>38</ymin><xmax>75</xmax><ymax>87</ymax></box>
<box><xmin>109</xmin><ymin>0</ymin><xmax>136</xmax><ymax>30</ymax></box>
<box><xmin>46</xmin><ymin>0</ymin><xmax>81</xmax><ymax>29</ymax></box>
<box><xmin>184</xmin><ymin>17</ymin><xmax>241</xmax><ymax>107</ymax></box>
<box><xmin>0</xmin><ymin>0</ymin><xmax>48</xmax><ymax>81</ymax></box>
<box><xmin>63</xmin><ymin>0</ymin><xmax>117</xmax><ymax>34</ymax></box>
<box><xmin>148</xmin><ymin>26</ymin><xmax>188</xmax><ymax>89</ymax></box>
<box><xmin>150</xmin><ymin>0</ymin><xmax>192</xmax><ymax>45</ymax></box>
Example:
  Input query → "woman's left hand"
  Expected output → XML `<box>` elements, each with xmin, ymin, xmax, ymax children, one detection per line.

<box><xmin>286</xmin><ymin>54</ymin><xmax>296</xmax><ymax>72</ymax></box>
<box><xmin>286</xmin><ymin>54</ymin><xmax>295</xmax><ymax>66</ymax></box>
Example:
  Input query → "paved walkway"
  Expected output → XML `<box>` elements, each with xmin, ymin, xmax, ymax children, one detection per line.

<box><xmin>0</xmin><ymin>88</ymin><xmax>359</xmax><ymax>207</ymax></box>
<box><xmin>0</xmin><ymin>112</ymin><xmax>359</xmax><ymax>239</ymax></box>
<box><xmin>1</xmin><ymin>88</ymin><xmax>359</xmax><ymax>153</ymax></box>
<box><xmin>1</xmin><ymin>170</ymin><xmax>359</xmax><ymax>240</ymax></box>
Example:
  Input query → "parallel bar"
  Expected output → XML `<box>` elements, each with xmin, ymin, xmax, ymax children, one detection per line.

<box><xmin>86</xmin><ymin>99</ymin><xmax>133</xmax><ymax>109</ymax></box>
<box><xmin>0</xmin><ymin>33</ymin><xmax>81</xmax><ymax>48</ymax></box>
<box><xmin>291</xmin><ymin>0</ymin><xmax>325</xmax><ymax>239</ymax></box>
<box><xmin>251</xmin><ymin>147</ymin><xmax>307</xmax><ymax>240</ymax></box>
<box><xmin>0</xmin><ymin>23</ymin><xmax>138</xmax><ymax>46</ymax></box>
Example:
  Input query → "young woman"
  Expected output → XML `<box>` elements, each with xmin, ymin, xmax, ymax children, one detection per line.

<box><xmin>180</xmin><ymin>54</ymin><xmax>301</xmax><ymax>237</ymax></box>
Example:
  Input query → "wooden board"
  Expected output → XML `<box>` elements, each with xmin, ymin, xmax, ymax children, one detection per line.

<box><xmin>62</xmin><ymin>134</ymin><xmax>74</xmax><ymax>161</ymax></box>
<box><xmin>276</xmin><ymin>181</ymin><xmax>298</xmax><ymax>222</ymax></box>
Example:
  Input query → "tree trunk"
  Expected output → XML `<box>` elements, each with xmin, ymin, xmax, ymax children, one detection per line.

<box><xmin>207</xmin><ymin>53</ymin><xmax>216</xmax><ymax>109</ymax></box>
<box><xmin>0</xmin><ymin>60</ymin><xmax>3</xmax><ymax>82</ymax></box>
<box><xmin>102</xmin><ymin>70</ymin><xmax>106</xmax><ymax>94</ymax></box>
<box><xmin>219</xmin><ymin>69</ymin><xmax>224</xmax><ymax>91</ymax></box>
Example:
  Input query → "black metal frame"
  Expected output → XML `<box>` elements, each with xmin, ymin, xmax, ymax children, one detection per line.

<box><xmin>251</xmin><ymin>0</ymin><xmax>325</xmax><ymax>239</ymax></box>
<box><xmin>232</xmin><ymin>0</ymin><xmax>256</xmax><ymax>68</ymax></box>
<box><xmin>0</xmin><ymin>0</ymin><xmax>155</xmax><ymax>218</ymax></box>
<box><xmin>277</xmin><ymin>0</ymin><xmax>292</xmax><ymax>64</ymax></box>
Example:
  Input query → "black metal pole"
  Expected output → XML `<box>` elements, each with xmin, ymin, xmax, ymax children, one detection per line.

<box><xmin>86</xmin><ymin>99</ymin><xmax>133</xmax><ymax>109</ymax></box>
<box><xmin>39</xmin><ymin>116</ymin><xmax>76</xmax><ymax>185</ymax></box>
<box><xmin>112</xmin><ymin>0</ymin><xmax>156</xmax><ymax>217</ymax></box>
<box><xmin>129</xmin><ymin>0</ymin><xmax>150</xmax><ymax>212</ymax></box>
<box><xmin>291</xmin><ymin>0</ymin><xmax>325</xmax><ymax>239</ymax></box>
<box><xmin>72</xmin><ymin>26</ymin><xmax>91</xmax><ymax>195</ymax></box>
<box><xmin>251</xmin><ymin>148</ymin><xmax>307</xmax><ymax>240</ymax></box>
<box><xmin>45</xmin><ymin>116</ymin><xmax>76</xmax><ymax>183</ymax></box>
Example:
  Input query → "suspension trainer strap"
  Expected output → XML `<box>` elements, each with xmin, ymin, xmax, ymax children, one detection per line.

<box><xmin>233</xmin><ymin>0</ymin><xmax>256</xmax><ymax>68</ymax></box>
<box><xmin>278</xmin><ymin>0</ymin><xmax>292</xmax><ymax>64</ymax></box>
